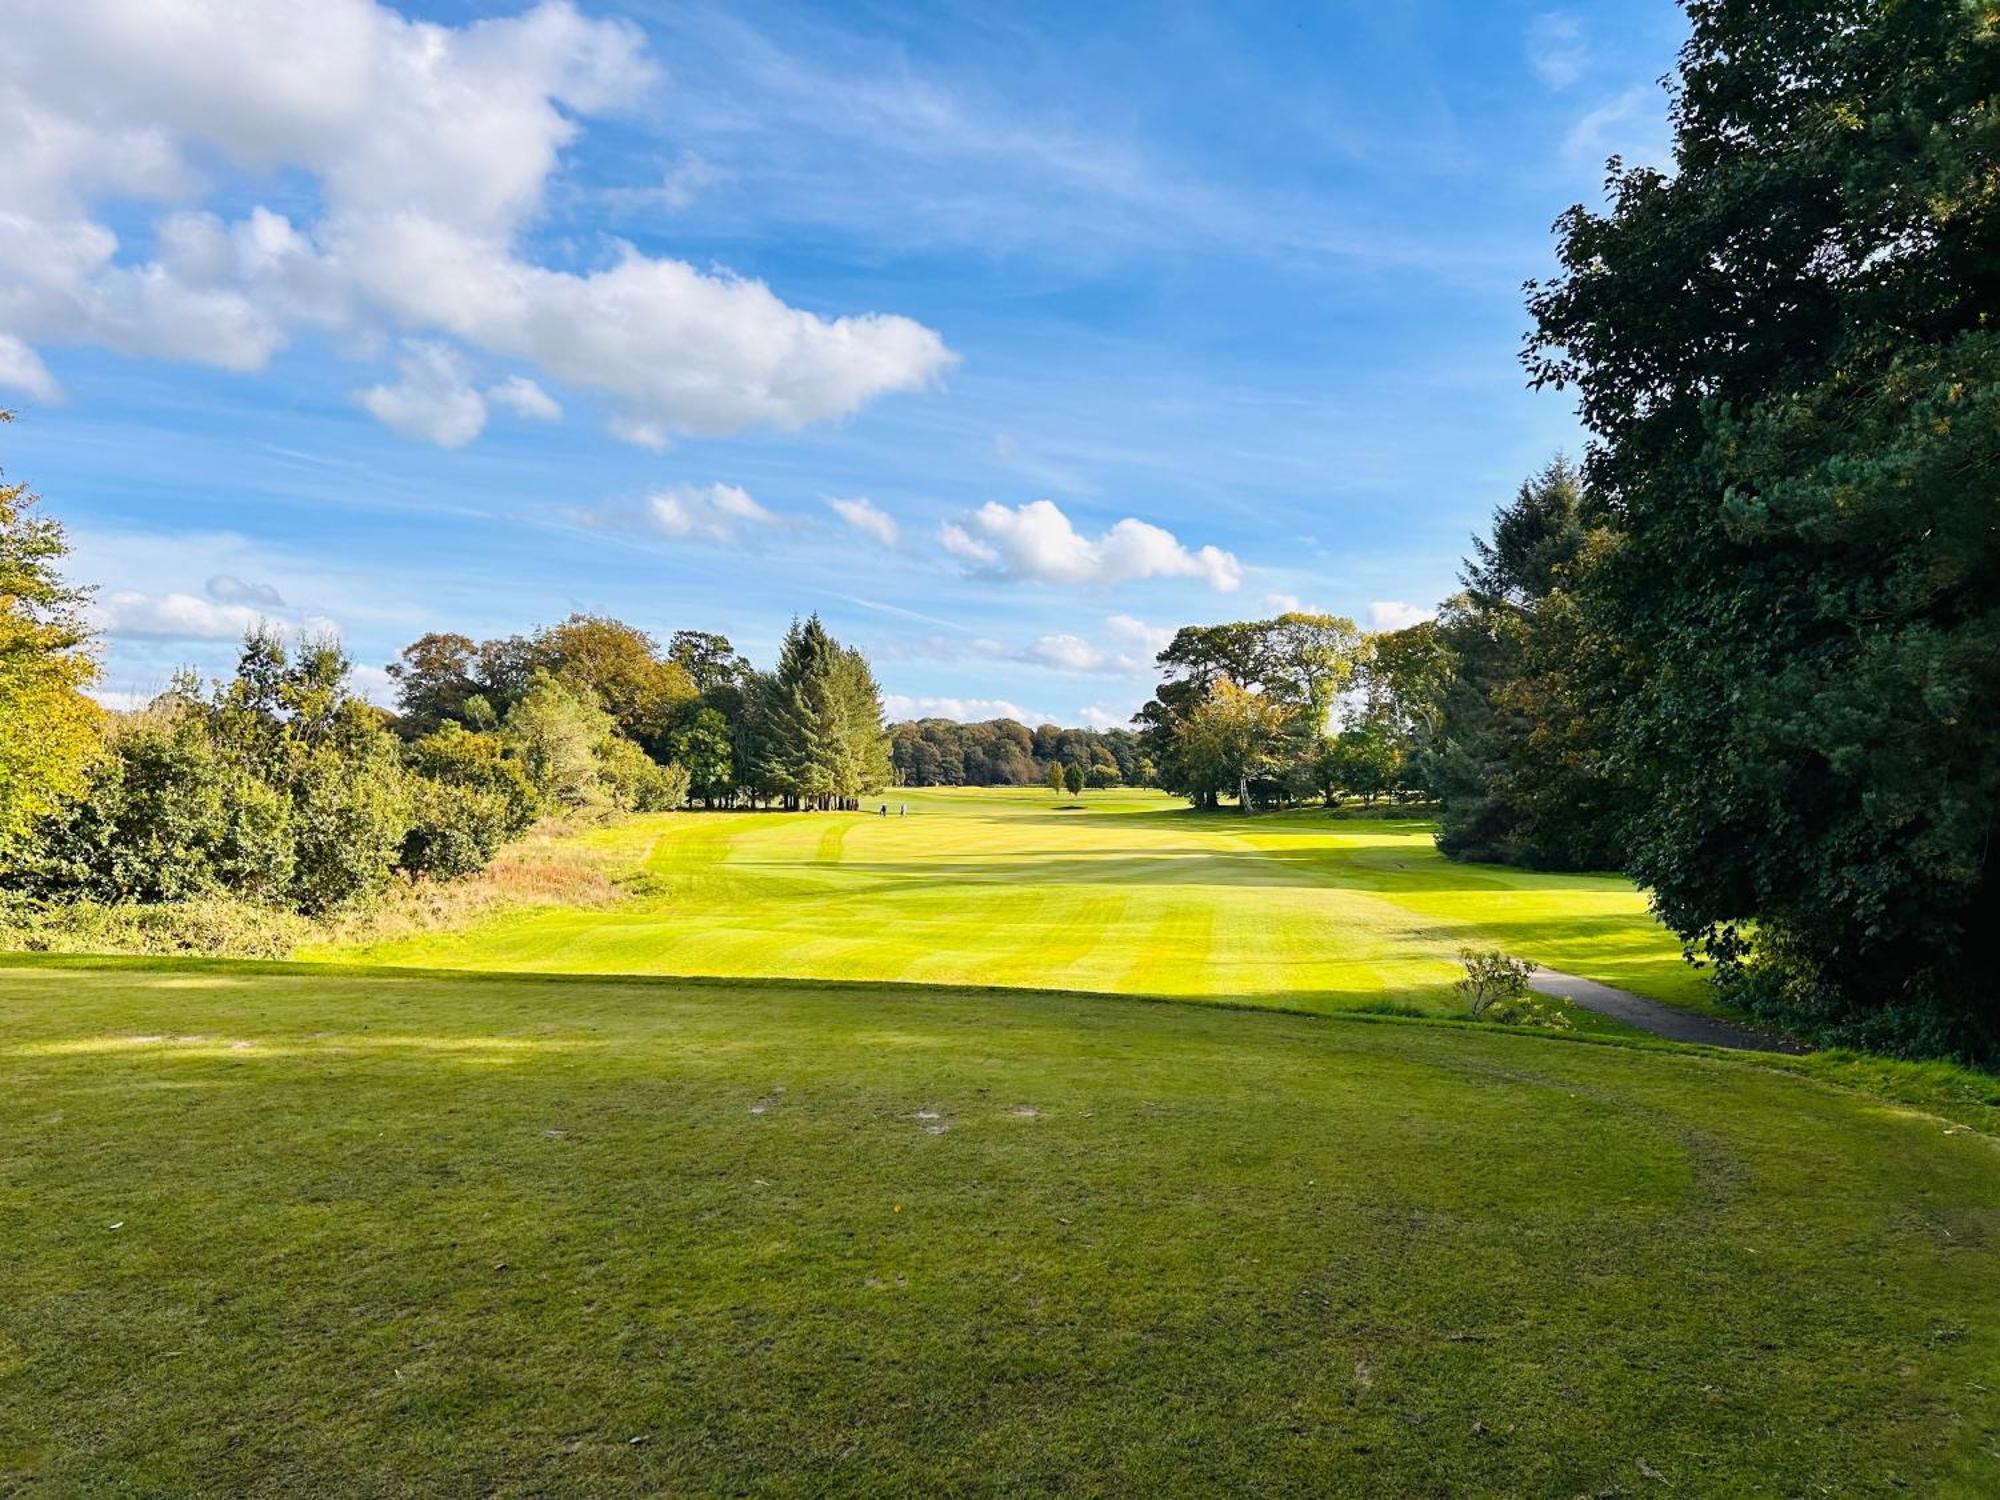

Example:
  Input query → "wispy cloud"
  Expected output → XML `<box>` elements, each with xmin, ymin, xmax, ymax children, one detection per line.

<box><xmin>1527</xmin><ymin>13</ymin><xmax>1589</xmax><ymax>90</ymax></box>
<box><xmin>826</xmin><ymin>496</ymin><xmax>899</xmax><ymax>546</ymax></box>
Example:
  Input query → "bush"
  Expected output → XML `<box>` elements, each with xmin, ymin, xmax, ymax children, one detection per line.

<box><xmin>0</xmin><ymin>894</ymin><xmax>308</xmax><ymax>959</ymax></box>
<box><xmin>287</xmin><ymin>748</ymin><xmax>411</xmax><ymax>914</ymax></box>
<box><xmin>1481</xmin><ymin>992</ymin><xmax>1574</xmax><ymax>1030</ymax></box>
<box><xmin>399</xmin><ymin>779</ymin><xmax>515</xmax><ymax>880</ymax></box>
<box><xmin>405</xmin><ymin>724</ymin><xmax>538</xmax><ymax>837</ymax></box>
<box><xmin>1456</xmin><ymin>947</ymin><xmax>1533</xmax><ymax>1017</ymax></box>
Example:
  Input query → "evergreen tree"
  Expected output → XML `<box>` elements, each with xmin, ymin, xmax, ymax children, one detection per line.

<box><xmin>1527</xmin><ymin>0</ymin><xmax>2000</xmax><ymax>1055</ymax></box>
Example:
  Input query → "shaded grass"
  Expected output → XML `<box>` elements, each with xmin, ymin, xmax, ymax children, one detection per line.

<box><xmin>1</xmin><ymin>960</ymin><xmax>1995</xmax><ymax>1495</ymax></box>
<box><xmin>308</xmin><ymin>788</ymin><xmax>1721</xmax><ymax>1019</ymax></box>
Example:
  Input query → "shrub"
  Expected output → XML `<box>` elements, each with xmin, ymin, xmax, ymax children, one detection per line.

<box><xmin>1481</xmin><ymin>992</ymin><xmax>1574</xmax><ymax>1030</ymax></box>
<box><xmin>405</xmin><ymin>723</ymin><xmax>538</xmax><ymax>837</ymax></box>
<box><xmin>0</xmin><ymin>894</ymin><xmax>308</xmax><ymax>959</ymax></box>
<box><xmin>287</xmin><ymin>747</ymin><xmax>411</xmax><ymax>914</ymax></box>
<box><xmin>399</xmin><ymin>778</ymin><xmax>516</xmax><ymax>880</ymax></box>
<box><xmin>1456</xmin><ymin>947</ymin><xmax>1533</xmax><ymax>1017</ymax></box>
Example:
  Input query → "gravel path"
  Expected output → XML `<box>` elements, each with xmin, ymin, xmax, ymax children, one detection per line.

<box><xmin>1528</xmin><ymin>969</ymin><xmax>1810</xmax><ymax>1053</ymax></box>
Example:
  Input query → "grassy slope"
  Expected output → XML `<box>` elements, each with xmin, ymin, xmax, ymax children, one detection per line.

<box><xmin>308</xmin><ymin>788</ymin><xmax>1716</xmax><ymax>1016</ymax></box>
<box><xmin>1</xmin><ymin>961</ymin><xmax>1994</xmax><ymax>1495</ymax></box>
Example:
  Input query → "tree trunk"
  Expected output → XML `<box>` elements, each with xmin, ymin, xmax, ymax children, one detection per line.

<box><xmin>1238</xmin><ymin>773</ymin><xmax>1250</xmax><ymax>813</ymax></box>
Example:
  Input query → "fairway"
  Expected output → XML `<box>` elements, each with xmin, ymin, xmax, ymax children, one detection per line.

<box><xmin>309</xmin><ymin>789</ymin><xmax>1712</xmax><ymax>1015</ymax></box>
<box><xmin>2</xmin><ymin>961</ymin><xmax>1994</xmax><ymax>1495</ymax></box>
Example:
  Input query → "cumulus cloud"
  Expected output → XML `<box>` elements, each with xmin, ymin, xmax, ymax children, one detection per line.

<box><xmin>206</xmin><ymin>574</ymin><xmax>286</xmax><ymax>607</ymax></box>
<box><xmin>644</xmin><ymin>482</ymin><xmax>776</xmax><ymax>544</ymax></box>
<box><xmin>486</xmin><ymin>374</ymin><xmax>561</xmax><ymax>422</ymax></box>
<box><xmin>827</xmin><ymin>496</ymin><xmax>898</xmax><ymax>546</ymax></box>
<box><xmin>357</xmin><ymin>341</ymin><xmax>486</xmax><ymax>447</ymax></box>
<box><xmin>1368</xmin><ymin>601</ymin><xmax>1435</xmax><ymax>631</ymax></box>
<box><xmin>93</xmin><ymin>590</ymin><xmax>273</xmax><ymax>640</ymax></box>
<box><xmin>882</xmin><ymin>693</ymin><xmax>1050</xmax><ymax>726</ymax></box>
<box><xmin>939</xmin><ymin>500</ymin><xmax>1241</xmax><ymax>592</ymax></box>
<box><xmin>1022</xmin><ymin>614</ymin><xmax>1172</xmax><ymax>674</ymax></box>
<box><xmin>0</xmin><ymin>0</ymin><xmax>954</xmax><ymax>444</ymax></box>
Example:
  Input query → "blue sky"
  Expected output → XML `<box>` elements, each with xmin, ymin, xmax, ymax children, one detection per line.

<box><xmin>1</xmin><ymin>0</ymin><xmax>1685</xmax><ymax>726</ymax></box>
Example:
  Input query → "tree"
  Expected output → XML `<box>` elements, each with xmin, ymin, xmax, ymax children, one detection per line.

<box><xmin>1525</xmin><ymin>1</ymin><xmax>2000</xmax><ymax>1056</ymax></box>
<box><xmin>0</xmin><ymin>414</ymin><xmax>101</xmax><ymax>847</ymax></box>
<box><xmin>671</xmin><ymin>707</ymin><xmax>735</xmax><ymax>806</ymax></box>
<box><xmin>753</xmin><ymin>617</ymin><xmax>889</xmax><ymax>809</ymax></box>
<box><xmin>1063</xmin><ymin>762</ymin><xmax>1085</xmax><ymax>797</ymax></box>
<box><xmin>668</xmin><ymin>630</ymin><xmax>749</xmax><ymax>695</ymax></box>
<box><xmin>1262</xmin><ymin>612</ymin><xmax>1363</xmax><ymax>743</ymax></box>
<box><xmin>1177</xmin><ymin>679</ymin><xmax>1295</xmax><ymax>813</ymax></box>
<box><xmin>1426</xmin><ymin>460</ymin><xmax>1623</xmax><ymax>869</ymax></box>
<box><xmin>502</xmin><ymin>674</ymin><xmax>612</xmax><ymax>809</ymax></box>
<box><xmin>385</xmin><ymin>632</ymin><xmax>480</xmax><ymax>735</ymax></box>
<box><xmin>1045</xmin><ymin>761</ymin><xmax>1068</xmax><ymax>797</ymax></box>
<box><xmin>532</xmin><ymin>614</ymin><xmax>696</xmax><ymax>747</ymax></box>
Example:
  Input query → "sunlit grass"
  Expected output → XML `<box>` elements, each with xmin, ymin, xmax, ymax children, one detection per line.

<box><xmin>307</xmin><ymin>788</ymin><xmax>1715</xmax><ymax>1016</ymax></box>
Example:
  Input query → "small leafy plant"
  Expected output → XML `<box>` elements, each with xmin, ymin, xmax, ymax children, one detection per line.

<box><xmin>1455</xmin><ymin>948</ymin><xmax>1534</xmax><ymax>1018</ymax></box>
<box><xmin>1482</xmin><ymin>992</ymin><xmax>1574</xmax><ymax>1030</ymax></box>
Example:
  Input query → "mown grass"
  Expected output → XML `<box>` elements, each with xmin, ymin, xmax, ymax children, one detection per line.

<box><xmin>308</xmin><ymin>788</ymin><xmax>1717</xmax><ymax>1017</ymax></box>
<box><xmin>0</xmin><ymin>960</ymin><xmax>1994</xmax><ymax>1495</ymax></box>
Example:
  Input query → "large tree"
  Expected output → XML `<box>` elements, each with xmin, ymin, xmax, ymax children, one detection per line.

<box><xmin>753</xmin><ymin>617</ymin><xmax>890</xmax><ymax>809</ymax></box>
<box><xmin>1526</xmin><ymin>0</ymin><xmax>2000</xmax><ymax>1055</ymax></box>
<box><xmin>0</xmin><ymin>415</ymin><xmax>100</xmax><ymax>846</ymax></box>
<box><xmin>1427</xmin><ymin>458</ymin><xmax>1624</xmax><ymax>870</ymax></box>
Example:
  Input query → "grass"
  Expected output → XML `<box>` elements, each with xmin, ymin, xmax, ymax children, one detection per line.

<box><xmin>1</xmin><ymin>960</ymin><xmax>1995</xmax><ymax>1494</ymax></box>
<box><xmin>307</xmin><ymin>787</ymin><xmax>1718</xmax><ymax>1018</ymax></box>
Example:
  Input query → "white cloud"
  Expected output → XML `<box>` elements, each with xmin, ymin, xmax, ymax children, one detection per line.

<box><xmin>827</xmin><ymin>496</ymin><xmax>898</xmax><ymax>546</ymax></box>
<box><xmin>643</xmin><ymin>482</ymin><xmax>775</xmax><ymax>545</ymax></box>
<box><xmin>357</xmin><ymin>340</ymin><xmax>486</xmax><ymax>447</ymax></box>
<box><xmin>1565</xmin><ymin>86</ymin><xmax>1674</xmax><ymax>173</ymax></box>
<box><xmin>1022</xmin><ymin>613</ymin><xmax>1171</xmax><ymax>674</ymax></box>
<box><xmin>486</xmin><ymin>374</ymin><xmax>561</xmax><ymax>422</ymax></box>
<box><xmin>1264</xmin><ymin>591</ymin><xmax>1333</xmax><ymax>616</ymax></box>
<box><xmin>0</xmin><ymin>334</ymin><xmax>59</xmax><ymax>399</ymax></box>
<box><xmin>348</xmin><ymin>662</ymin><xmax>398</xmax><ymax>706</ymax></box>
<box><xmin>1368</xmin><ymin>601</ymin><xmax>1435</xmax><ymax>632</ymax></box>
<box><xmin>206</xmin><ymin>573</ymin><xmax>285</xmax><ymax>607</ymax></box>
<box><xmin>0</xmin><ymin>0</ymin><xmax>954</xmax><ymax>445</ymax></box>
<box><xmin>93</xmin><ymin>590</ymin><xmax>273</xmax><ymax>640</ymax></box>
<box><xmin>883</xmin><ymin>693</ymin><xmax>1049</xmax><ymax>726</ymax></box>
<box><xmin>939</xmin><ymin>499</ymin><xmax>1241</xmax><ymax>592</ymax></box>
<box><xmin>1077</xmin><ymin>701</ymin><xmax>1138</xmax><ymax>732</ymax></box>
<box><xmin>1527</xmin><ymin>13</ymin><xmax>1588</xmax><ymax>90</ymax></box>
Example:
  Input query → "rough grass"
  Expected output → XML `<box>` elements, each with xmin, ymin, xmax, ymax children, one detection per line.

<box><xmin>0</xmin><ymin>960</ymin><xmax>1994</xmax><ymax>1495</ymax></box>
<box><xmin>308</xmin><ymin>788</ymin><xmax>1718</xmax><ymax>1018</ymax></box>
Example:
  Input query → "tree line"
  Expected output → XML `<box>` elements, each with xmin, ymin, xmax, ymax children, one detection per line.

<box><xmin>888</xmin><ymin>719</ymin><xmax>1153</xmax><ymax>789</ymax></box>
<box><xmin>0</xmin><ymin>492</ymin><xmax>892</xmax><ymax>926</ymax></box>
